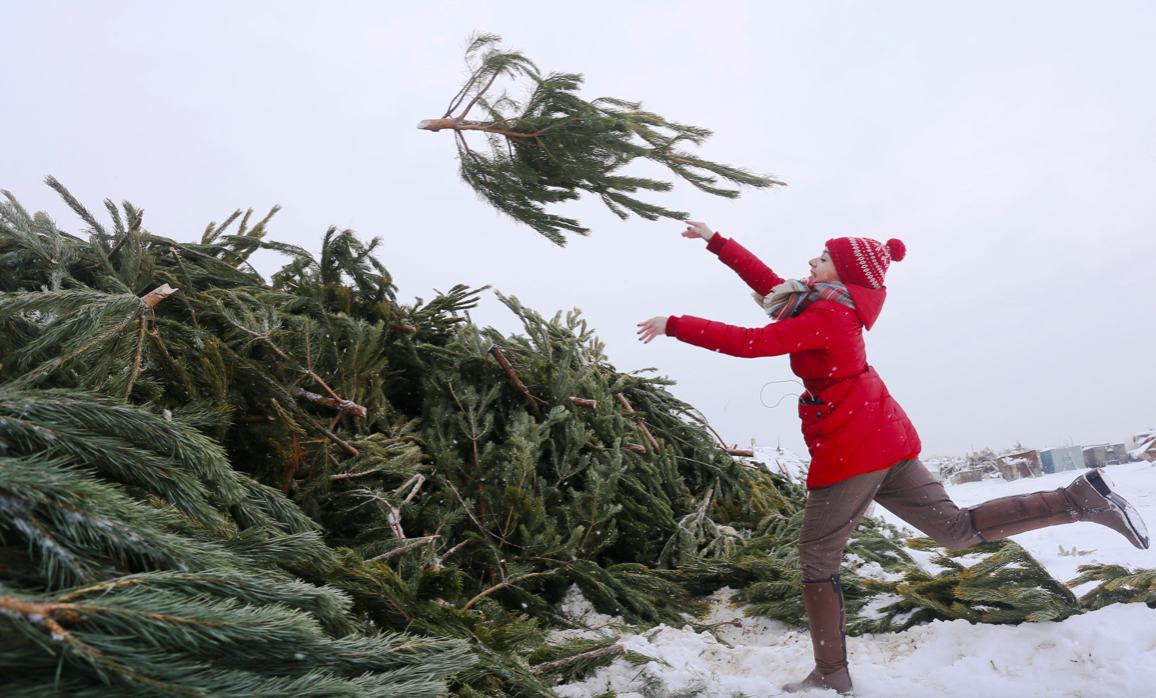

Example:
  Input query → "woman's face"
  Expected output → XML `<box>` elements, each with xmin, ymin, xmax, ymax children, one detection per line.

<box><xmin>810</xmin><ymin>249</ymin><xmax>841</xmax><ymax>283</ymax></box>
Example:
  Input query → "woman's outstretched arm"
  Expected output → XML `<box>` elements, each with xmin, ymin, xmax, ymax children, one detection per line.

<box><xmin>681</xmin><ymin>221</ymin><xmax>785</xmax><ymax>296</ymax></box>
<box><xmin>641</xmin><ymin>305</ymin><xmax>841</xmax><ymax>357</ymax></box>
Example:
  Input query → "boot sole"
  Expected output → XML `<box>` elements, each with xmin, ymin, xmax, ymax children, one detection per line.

<box><xmin>1085</xmin><ymin>469</ymin><xmax>1150</xmax><ymax>550</ymax></box>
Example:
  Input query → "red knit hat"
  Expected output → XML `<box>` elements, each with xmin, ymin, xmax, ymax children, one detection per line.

<box><xmin>824</xmin><ymin>237</ymin><xmax>907</xmax><ymax>289</ymax></box>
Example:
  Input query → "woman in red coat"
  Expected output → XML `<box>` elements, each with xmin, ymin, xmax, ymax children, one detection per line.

<box><xmin>638</xmin><ymin>221</ymin><xmax>1149</xmax><ymax>695</ymax></box>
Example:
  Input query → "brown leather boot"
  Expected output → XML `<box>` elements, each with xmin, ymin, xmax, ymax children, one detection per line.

<box><xmin>970</xmin><ymin>469</ymin><xmax>1149</xmax><ymax>549</ymax></box>
<box><xmin>782</xmin><ymin>575</ymin><xmax>853</xmax><ymax>695</ymax></box>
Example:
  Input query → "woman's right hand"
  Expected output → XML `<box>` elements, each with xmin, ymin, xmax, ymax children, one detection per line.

<box><xmin>681</xmin><ymin>220</ymin><xmax>714</xmax><ymax>242</ymax></box>
<box><xmin>636</xmin><ymin>317</ymin><xmax>669</xmax><ymax>344</ymax></box>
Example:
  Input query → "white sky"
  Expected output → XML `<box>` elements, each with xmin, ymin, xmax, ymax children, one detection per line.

<box><xmin>4</xmin><ymin>1</ymin><xmax>1154</xmax><ymax>458</ymax></box>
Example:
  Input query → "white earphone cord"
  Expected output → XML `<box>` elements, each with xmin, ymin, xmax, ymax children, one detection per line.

<box><xmin>759</xmin><ymin>379</ymin><xmax>806</xmax><ymax>409</ymax></box>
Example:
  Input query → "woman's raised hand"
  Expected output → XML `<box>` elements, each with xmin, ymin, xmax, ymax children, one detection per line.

<box><xmin>681</xmin><ymin>221</ymin><xmax>714</xmax><ymax>241</ymax></box>
<box><xmin>636</xmin><ymin>316</ymin><xmax>670</xmax><ymax>344</ymax></box>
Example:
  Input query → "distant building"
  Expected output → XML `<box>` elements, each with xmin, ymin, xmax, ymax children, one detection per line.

<box><xmin>1083</xmin><ymin>444</ymin><xmax>1109</xmax><ymax>469</ymax></box>
<box><xmin>951</xmin><ymin>470</ymin><xmax>984</xmax><ymax>485</ymax></box>
<box><xmin>1110</xmin><ymin>443</ymin><xmax>1129</xmax><ymax>464</ymax></box>
<box><xmin>1130</xmin><ymin>437</ymin><xmax>1156</xmax><ymax>463</ymax></box>
<box><xmin>1040</xmin><ymin>446</ymin><xmax>1083</xmax><ymax>474</ymax></box>
<box><xmin>925</xmin><ymin>455</ymin><xmax>969</xmax><ymax>483</ymax></box>
<box><xmin>1129</xmin><ymin>429</ymin><xmax>1156</xmax><ymax>452</ymax></box>
<box><xmin>996</xmin><ymin>450</ymin><xmax>1043</xmax><ymax>481</ymax></box>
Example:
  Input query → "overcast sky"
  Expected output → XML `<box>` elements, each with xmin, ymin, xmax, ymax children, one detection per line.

<box><xmin>5</xmin><ymin>1</ymin><xmax>1154</xmax><ymax>459</ymax></box>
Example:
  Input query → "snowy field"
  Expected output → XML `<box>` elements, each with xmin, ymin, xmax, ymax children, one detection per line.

<box><xmin>553</xmin><ymin>461</ymin><xmax>1156</xmax><ymax>698</ymax></box>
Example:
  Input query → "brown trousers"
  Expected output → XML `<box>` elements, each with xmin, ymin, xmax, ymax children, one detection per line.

<box><xmin>799</xmin><ymin>458</ymin><xmax>983</xmax><ymax>580</ymax></box>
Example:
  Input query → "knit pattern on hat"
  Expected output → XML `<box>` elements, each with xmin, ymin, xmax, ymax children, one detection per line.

<box><xmin>825</xmin><ymin>237</ymin><xmax>906</xmax><ymax>289</ymax></box>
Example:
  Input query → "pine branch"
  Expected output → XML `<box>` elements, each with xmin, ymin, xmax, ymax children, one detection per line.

<box><xmin>122</xmin><ymin>317</ymin><xmax>147</xmax><ymax>401</ymax></box>
<box><xmin>365</xmin><ymin>536</ymin><xmax>440</xmax><ymax>562</ymax></box>
<box><xmin>616</xmin><ymin>393</ymin><xmax>660</xmax><ymax>453</ymax></box>
<box><xmin>107</xmin><ymin>212</ymin><xmax>142</xmax><ymax>260</ymax></box>
<box><xmin>419</xmin><ymin>34</ymin><xmax>783</xmax><ymax>244</ymax></box>
<box><xmin>298</xmin><ymin>412</ymin><xmax>359</xmax><ymax>456</ymax></box>
<box><xmin>461</xmin><ymin>572</ymin><xmax>551</xmax><ymax>611</ymax></box>
<box><xmin>489</xmin><ymin>344</ymin><xmax>544</xmax><ymax>417</ymax></box>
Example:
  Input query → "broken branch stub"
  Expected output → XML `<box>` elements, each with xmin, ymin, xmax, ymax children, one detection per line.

<box><xmin>416</xmin><ymin>118</ymin><xmax>533</xmax><ymax>141</ymax></box>
<box><xmin>417</xmin><ymin>118</ymin><xmax>507</xmax><ymax>134</ymax></box>
<box><xmin>140</xmin><ymin>284</ymin><xmax>178</xmax><ymax>308</ymax></box>
<box><xmin>292</xmin><ymin>387</ymin><xmax>368</xmax><ymax>418</ymax></box>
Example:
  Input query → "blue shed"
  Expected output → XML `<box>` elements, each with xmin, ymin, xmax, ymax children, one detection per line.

<box><xmin>1040</xmin><ymin>446</ymin><xmax>1083</xmax><ymax>474</ymax></box>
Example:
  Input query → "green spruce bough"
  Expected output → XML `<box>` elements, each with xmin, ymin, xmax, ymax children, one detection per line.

<box><xmin>418</xmin><ymin>33</ymin><xmax>783</xmax><ymax>244</ymax></box>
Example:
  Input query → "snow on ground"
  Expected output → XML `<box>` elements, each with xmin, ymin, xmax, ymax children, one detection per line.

<box><xmin>871</xmin><ymin>461</ymin><xmax>1156</xmax><ymax>594</ymax></box>
<box><xmin>752</xmin><ymin>446</ymin><xmax>808</xmax><ymax>481</ymax></box>
<box><xmin>554</xmin><ymin>461</ymin><xmax>1156</xmax><ymax>697</ymax></box>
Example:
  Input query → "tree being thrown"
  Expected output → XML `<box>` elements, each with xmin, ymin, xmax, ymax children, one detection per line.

<box><xmin>418</xmin><ymin>32</ymin><xmax>784</xmax><ymax>245</ymax></box>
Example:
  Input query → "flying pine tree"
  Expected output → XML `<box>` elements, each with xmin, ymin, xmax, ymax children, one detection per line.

<box><xmin>418</xmin><ymin>32</ymin><xmax>784</xmax><ymax>245</ymax></box>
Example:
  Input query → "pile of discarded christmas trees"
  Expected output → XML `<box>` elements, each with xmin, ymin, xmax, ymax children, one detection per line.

<box><xmin>2</xmin><ymin>181</ymin><xmax>1152</xmax><ymax>697</ymax></box>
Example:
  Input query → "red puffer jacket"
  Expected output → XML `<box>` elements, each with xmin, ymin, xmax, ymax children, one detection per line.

<box><xmin>665</xmin><ymin>234</ymin><xmax>920</xmax><ymax>489</ymax></box>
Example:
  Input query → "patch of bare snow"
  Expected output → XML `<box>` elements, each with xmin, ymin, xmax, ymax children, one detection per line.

<box><xmin>752</xmin><ymin>446</ymin><xmax>808</xmax><ymax>481</ymax></box>
<box><xmin>552</xmin><ymin>584</ymin><xmax>624</xmax><ymax>642</ymax></box>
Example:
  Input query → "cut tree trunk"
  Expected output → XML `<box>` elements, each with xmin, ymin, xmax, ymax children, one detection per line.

<box><xmin>417</xmin><ymin>118</ymin><xmax>529</xmax><ymax>139</ymax></box>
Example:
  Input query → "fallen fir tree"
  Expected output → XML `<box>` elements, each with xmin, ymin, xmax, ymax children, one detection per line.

<box><xmin>0</xmin><ymin>388</ymin><xmax>473</xmax><ymax>697</ymax></box>
<box><xmin>0</xmin><ymin>178</ymin><xmax>784</xmax><ymax>695</ymax></box>
<box><xmin>2</xmin><ymin>180</ymin><xmax>1154</xmax><ymax>696</ymax></box>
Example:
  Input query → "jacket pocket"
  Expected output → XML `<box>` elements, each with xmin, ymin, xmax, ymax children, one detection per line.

<box><xmin>798</xmin><ymin>397</ymin><xmax>828</xmax><ymax>425</ymax></box>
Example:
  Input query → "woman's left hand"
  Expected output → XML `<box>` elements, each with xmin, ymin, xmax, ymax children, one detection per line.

<box><xmin>637</xmin><ymin>317</ymin><xmax>669</xmax><ymax>343</ymax></box>
<box><xmin>681</xmin><ymin>221</ymin><xmax>714</xmax><ymax>241</ymax></box>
